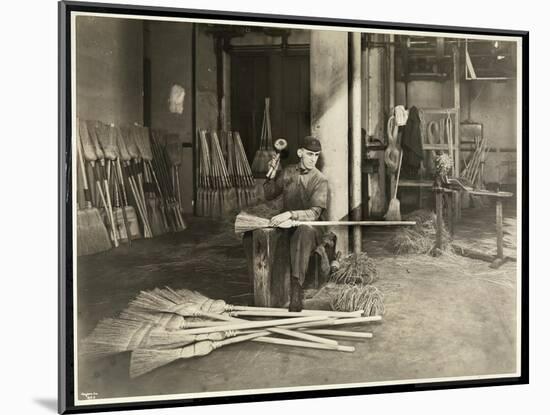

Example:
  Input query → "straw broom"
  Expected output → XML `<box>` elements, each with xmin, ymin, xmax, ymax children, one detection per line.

<box><xmin>76</xmin><ymin>120</ymin><xmax>111</xmax><ymax>255</ymax></box>
<box><xmin>199</xmin><ymin>130</ymin><xmax>216</xmax><ymax>216</ymax></box>
<box><xmin>211</xmin><ymin>131</ymin><xmax>237</xmax><ymax>215</ymax></box>
<box><xmin>130</xmin><ymin>328</ymin><xmax>354</xmax><ymax>378</ymax></box>
<box><xmin>148</xmin><ymin>130</ymin><xmax>176</xmax><ymax>232</ymax></box>
<box><xmin>113</xmin><ymin>126</ymin><xmax>141</xmax><ymax>241</ymax></box>
<box><xmin>385</xmin><ymin>150</ymin><xmax>403</xmax><ymax>221</ymax></box>
<box><xmin>91</xmin><ymin>122</ymin><xmax>119</xmax><ymax>247</ymax></box>
<box><xmin>117</xmin><ymin>127</ymin><xmax>150</xmax><ymax>238</ymax></box>
<box><xmin>85</xmin><ymin>121</ymin><xmax>118</xmax><ymax>247</ymax></box>
<box><xmin>134</xmin><ymin>126</ymin><xmax>167</xmax><ymax>236</ymax></box>
<box><xmin>127</xmin><ymin>125</ymin><xmax>148</xmax><ymax>221</ymax></box>
<box><xmin>234</xmin><ymin>131</ymin><xmax>257</xmax><ymax>206</ymax></box>
<box><xmin>80</xmin><ymin>316</ymin><xmax>265</xmax><ymax>360</ymax></box>
<box><xmin>150</xmin><ymin>287</ymin><xmax>363</xmax><ymax>318</ymax></box>
<box><xmin>152</xmin><ymin>130</ymin><xmax>186</xmax><ymax>230</ymax></box>
<box><xmin>165</xmin><ymin>134</ymin><xmax>187</xmax><ymax>230</ymax></box>
<box><xmin>234</xmin><ymin>212</ymin><xmax>415</xmax><ymax>233</ymax></box>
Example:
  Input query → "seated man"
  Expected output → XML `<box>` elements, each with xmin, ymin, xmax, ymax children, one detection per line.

<box><xmin>264</xmin><ymin>136</ymin><xmax>329</xmax><ymax>311</ymax></box>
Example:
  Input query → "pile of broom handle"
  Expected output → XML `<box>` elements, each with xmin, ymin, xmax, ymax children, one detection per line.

<box><xmin>461</xmin><ymin>136</ymin><xmax>489</xmax><ymax>184</ymax></box>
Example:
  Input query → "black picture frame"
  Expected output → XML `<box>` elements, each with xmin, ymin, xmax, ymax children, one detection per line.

<box><xmin>59</xmin><ymin>1</ymin><xmax>529</xmax><ymax>413</ymax></box>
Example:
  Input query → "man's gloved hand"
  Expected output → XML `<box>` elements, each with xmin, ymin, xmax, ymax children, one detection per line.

<box><xmin>269</xmin><ymin>211</ymin><xmax>292</xmax><ymax>227</ymax></box>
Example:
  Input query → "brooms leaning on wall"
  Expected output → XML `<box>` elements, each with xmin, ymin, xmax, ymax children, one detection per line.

<box><xmin>76</xmin><ymin>120</ymin><xmax>189</xmax><ymax>256</ymax></box>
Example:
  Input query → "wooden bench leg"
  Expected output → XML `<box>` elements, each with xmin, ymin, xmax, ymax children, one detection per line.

<box><xmin>490</xmin><ymin>199</ymin><xmax>508</xmax><ymax>269</ymax></box>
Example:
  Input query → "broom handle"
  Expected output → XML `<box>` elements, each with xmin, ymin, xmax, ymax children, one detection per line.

<box><xmin>227</xmin><ymin>310</ymin><xmax>362</xmax><ymax>318</ymax></box>
<box><xmin>104</xmin><ymin>160</ymin><xmax>119</xmax><ymax>247</ymax></box>
<box><xmin>113</xmin><ymin>164</ymin><xmax>132</xmax><ymax>245</ymax></box>
<box><xmin>394</xmin><ymin>150</ymin><xmax>403</xmax><ymax>199</ymax></box>
<box><xmin>226</xmin><ymin>305</ymin><xmax>362</xmax><ymax>318</ymax></box>
<box><xmin>223</xmin><ymin>315</ymin><xmax>338</xmax><ymax>346</ymax></box>
<box><xmin>282</xmin><ymin>316</ymin><xmax>382</xmax><ymax>330</ymax></box>
<box><xmin>124</xmin><ymin>161</ymin><xmax>152</xmax><ymax>238</ymax></box>
<box><xmin>181</xmin><ymin>315</ymin><xmax>327</xmax><ymax>335</ymax></box>
<box><xmin>301</xmin><ymin>329</ymin><xmax>373</xmax><ymax>339</ymax></box>
<box><xmin>252</xmin><ymin>336</ymin><xmax>355</xmax><ymax>353</ymax></box>
<box><xmin>288</xmin><ymin>220</ymin><xmax>416</xmax><ymax>227</ymax></box>
<box><xmin>93</xmin><ymin>168</ymin><xmax>115</xmax><ymax>245</ymax></box>
<box><xmin>76</xmin><ymin>129</ymin><xmax>92</xmax><ymax>209</ymax></box>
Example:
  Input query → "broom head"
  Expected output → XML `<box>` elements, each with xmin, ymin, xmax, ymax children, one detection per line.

<box><xmin>251</xmin><ymin>149</ymin><xmax>275</xmax><ymax>176</ymax></box>
<box><xmin>384</xmin><ymin>198</ymin><xmax>401</xmax><ymax>221</ymax></box>
<box><xmin>234</xmin><ymin>211</ymin><xmax>270</xmax><ymax>234</ymax></box>
<box><xmin>130</xmin><ymin>341</ymin><xmax>214</xmax><ymax>378</ymax></box>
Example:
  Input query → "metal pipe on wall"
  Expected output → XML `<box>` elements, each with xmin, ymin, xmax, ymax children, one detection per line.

<box><xmin>350</xmin><ymin>32</ymin><xmax>362</xmax><ymax>254</ymax></box>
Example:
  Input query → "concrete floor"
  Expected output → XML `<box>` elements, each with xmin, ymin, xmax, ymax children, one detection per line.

<box><xmin>76</xmin><ymin>204</ymin><xmax>518</xmax><ymax>401</ymax></box>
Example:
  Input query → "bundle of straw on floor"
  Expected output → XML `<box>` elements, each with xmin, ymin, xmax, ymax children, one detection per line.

<box><xmin>387</xmin><ymin>209</ymin><xmax>451</xmax><ymax>255</ymax></box>
<box><xmin>329</xmin><ymin>252</ymin><xmax>378</xmax><ymax>285</ymax></box>
<box><xmin>329</xmin><ymin>284</ymin><xmax>385</xmax><ymax>317</ymax></box>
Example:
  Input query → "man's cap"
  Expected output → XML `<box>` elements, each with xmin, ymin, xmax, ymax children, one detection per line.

<box><xmin>300</xmin><ymin>136</ymin><xmax>322</xmax><ymax>152</ymax></box>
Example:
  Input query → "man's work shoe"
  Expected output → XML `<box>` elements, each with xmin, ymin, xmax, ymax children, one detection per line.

<box><xmin>289</xmin><ymin>277</ymin><xmax>304</xmax><ymax>312</ymax></box>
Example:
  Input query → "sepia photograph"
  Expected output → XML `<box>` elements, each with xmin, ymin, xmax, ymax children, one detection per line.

<box><xmin>59</xmin><ymin>1</ymin><xmax>528</xmax><ymax>412</ymax></box>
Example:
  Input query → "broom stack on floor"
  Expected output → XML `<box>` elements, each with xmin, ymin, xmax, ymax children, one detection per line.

<box><xmin>81</xmin><ymin>286</ymin><xmax>382</xmax><ymax>378</ymax></box>
<box><xmin>76</xmin><ymin>119</ymin><xmax>189</xmax><ymax>256</ymax></box>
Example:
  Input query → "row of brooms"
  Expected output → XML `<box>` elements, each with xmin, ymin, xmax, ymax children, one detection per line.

<box><xmin>81</xmin><ymin>287</ymin><xmax>382</xmax><ymax>378</ymax></box>
<box><xmin>76</xmin><ymin>119</ymin><xmax>187</xmax><ymax>256</ymax></box>
<box><xmin>196</xmin><ymin>129</ymin><xmax>256</xmax><ymax>217</ymax></box>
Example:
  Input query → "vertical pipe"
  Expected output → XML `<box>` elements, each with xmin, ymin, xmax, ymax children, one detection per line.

<box><xmin>350</xmin><ymin>32</ymin><xmax>362</xmax><ymax>254</ymax></box>
<box><xmin>453</xmin><ymin>45</ymin><xmax>461</xmax><ymax>220</ymax></box>
<box><xmin>362</xmin><ymin>34</ymin><xmax>370</xmax><ymax>218</ymax></box>
<box><xmin>388</xmin><ymin>34</ymin><xmax>397</xmax><ymax>203</ymax></box>
<box><xmin>310</xmin><ymin>31</ymin><xmax>349</xmax><ymax>255</ymax></box>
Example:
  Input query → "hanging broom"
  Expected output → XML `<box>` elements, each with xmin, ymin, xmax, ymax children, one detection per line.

<box><xmin>76</xmin><ymin>119</ymin><xmax>111</xmax><ymax>255</ymax></box>
<box><xmin>385</xmin><ymin>150</ymin><xmax>403</xmax><ymax>221</ymax></box>
<box><xmin>251</xmin><ymin>98</ymin><xmax>276</xmax><ymax>176</ymax></box>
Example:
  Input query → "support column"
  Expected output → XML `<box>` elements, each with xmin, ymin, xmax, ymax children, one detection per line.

<box><xmin>311</xmin><ymin>31</ymin><xmax>349</xmax><ymax>254</ymax></box>
<box><xmin>350</xmin><ymin>32</ymin><xmax>362</xmax><ymax>254</ymax></box>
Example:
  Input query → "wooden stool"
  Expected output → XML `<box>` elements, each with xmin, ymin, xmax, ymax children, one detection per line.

<box><xmin>243</xmin><ymin>228</ymin><xmax>322</xmax><ymax>307</ymax></box>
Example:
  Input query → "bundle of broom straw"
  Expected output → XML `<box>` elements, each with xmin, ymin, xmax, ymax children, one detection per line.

<box><xmin>81</xmin><ymin>286</ymin><xmax>382</xmax><ymax>378</ymax></box>
<box><xmin>232</xmin><ymin>131</ymin><xmax>257</xmax><ymax>207</ymax></box>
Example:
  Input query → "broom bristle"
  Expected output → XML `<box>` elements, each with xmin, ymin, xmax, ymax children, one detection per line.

<box><xmin>78</xmin><ymin>119</ymin><xmax>98</xmax><ymax>162</ymax></box>
<box><xmin>234</xmin><ymin>212</ymin><xmax>270</xmax><ymax>233</ymax></box>
<box><xmin>130</xmin><ymin>341</ymin><xmax>215</xmax><ymax>378</ymax></box>
<box><xmin>77</xmin><ymin>208</ymin><xmax>112</xmax><ymax>256</ymax></box>
<box><xmin>116</xmin><ymin>127</ymin><xmax>132</xmax><ymax>161</ymax></box>
<box><xmin>80</xmin><ymin>318</ymin><xmax>158</xmax><ymax>359</ymax></box>
<box><xmin>384</xmin><ymin>198</ymin><xmax>401</xmax><ymax>221</ymax></box>
<box><xmin>330</xmin><ymin>284</ymin><xmax>385</xmax><ymax>316</ymax></box>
